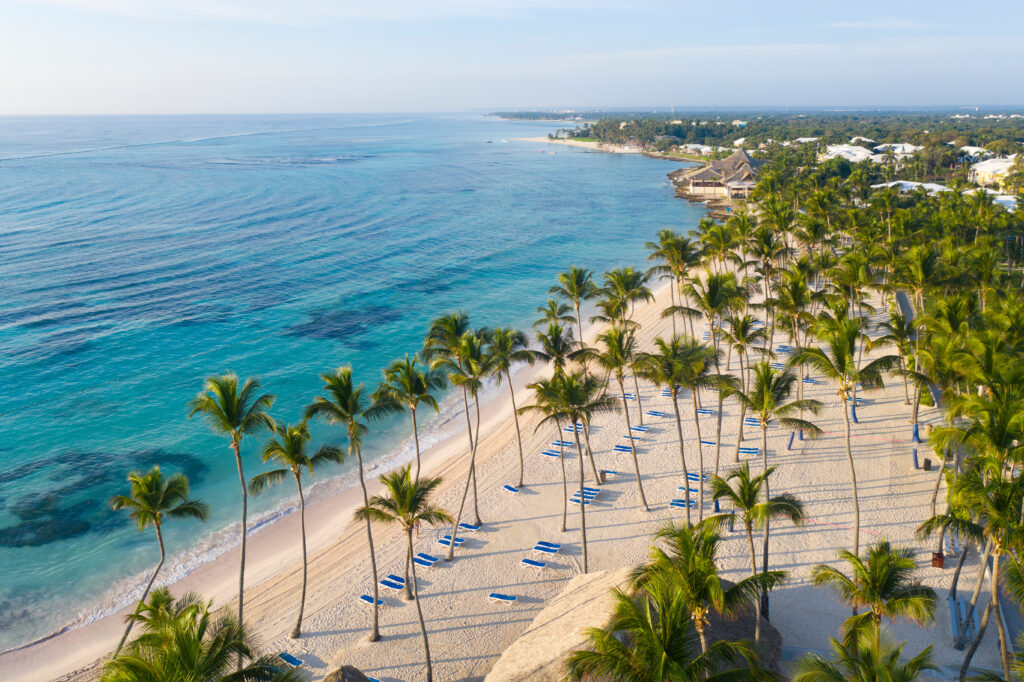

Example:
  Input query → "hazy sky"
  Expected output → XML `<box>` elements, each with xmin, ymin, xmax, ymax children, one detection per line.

<box><xmin>2</xmin><ymin>0</ymin><xmax>1022</xmax><ymax>114</ymax></box>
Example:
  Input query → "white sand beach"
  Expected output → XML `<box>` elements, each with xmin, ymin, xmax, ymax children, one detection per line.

<box><xmin>516</xmin><ymin>137</ymin><xmax>644</xmax><ymax>154</ymax></box>
<box><xmin>2</xmin><ymin>278</ymin><xmax>1002</xmax><ymax>682</ymax></box>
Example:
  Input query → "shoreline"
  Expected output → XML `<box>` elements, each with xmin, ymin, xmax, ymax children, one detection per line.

<box><xmin>514</xmin><ymin>136</ymin><xmax>644</xmax><ymax>154</ymax></box>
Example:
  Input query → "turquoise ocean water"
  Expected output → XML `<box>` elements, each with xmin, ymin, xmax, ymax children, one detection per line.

<box><xmin>0</xmin><ymin>114</ymin><xmax>704</xmax><ymax>650</ymax></box>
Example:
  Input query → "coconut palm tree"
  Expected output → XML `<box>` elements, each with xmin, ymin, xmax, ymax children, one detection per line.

<box><xmin>565</xmin><ymin>571</ymin><xmax>773</xmax><ymax>682</ymax></box>
<box><xmin>634</xmin><ymin>335</ymin><xmax>718</xmax><ymax>523</ymax></box>
<box><xmin>372</xmin><ymin>354</ymin><xmax>444</xmax><ymax>482</ymax></box>
<box><xmin>875</xmin><ymin>310</ymin><xmax>916</xmax><ymax>406</ymax></box>
<box><xmin>534</xmin><ymin>322</ymin><xmax>588</xmax><ymax>372</ymax></box>
<box><xmin>791</xmin><ymin>317</ymin><xmax>899</xmax><ymax>555</ymax></box>
<box><xmin>632</xmin><ymin>519</ymin><xmax>782</xmax><ymax>654</ymax></box>
<box><xmin>521</xmin><ymin>374</ymin><xmax>572</xmax><ymax>532</ymax></box>
<box><xmin>711</xmin><ymin>462</ymin><xmax>803</xmax><ymax>643</ymax></box>
<box><xmin>719</xmin><ymin>314</ymin><xmax>767</xmax><ymax>451</ymax></box>
<box><xmin>593</xmin><ymin>325</ymin><xmax>649</xmax><ymax>510</ymax></box>
<box><xmin>108</xmin><ymin>466</ymin><xmax>209</xmax><ymax>655</ymax></box>
<box><xmin>534</xmin><ymin>297</ymin><xmax>576</xmax><ymax>328</ymax></box>
<box><xmin>187</xmin><ymin>373</ymin><xmax>274</xmax><ymax>635</ymax></box>
<box><xmin>811</xmin><ymin>541</ymin><xmax>936</xmax><ymax>654</ymax></box>
<box><xmin>793</xmin><ymin>623</ymin><xmax>936</xmax><ymax>682</ymax></box>
<box><xmin>248</xmin><ymin>419</ymin><xmax>344</xmax><ymax>638</ymax></box>
<box><xmin>603</xmin><ymin>266</ymin><xmax>654</xmax><ymax>325</ymax></box>
<box><xmin>101</xmin><ymin>588</ymin><xmax>300</xmax><ymax>682</ymax></box>
<box><xmin>304</xmin><ymin>366</ymin><xmax>381</xmax><ymax>641</ymax></box>
<box><xmin>488</xmin><ymin>327</ymin><xmax>536</xmax><ymax>487</ymax></box>
<box><xmin>538</xmin><ymin>369</ymin><xmax>617</xmax><ymax>572</ymax></box>
<box><xmin>550</xmin><ymin>266</ymin><xmax>600</xmax><ymax>343</ymax></box>
<box><xmin>646</xmin><ymin>229</ymin><xmax>700</xmax><ymax>336</ymax></box>
<box><xmin>356</xmin><ymin>465</ymin><xmax>453</xmax><ymax>682</ymax></box>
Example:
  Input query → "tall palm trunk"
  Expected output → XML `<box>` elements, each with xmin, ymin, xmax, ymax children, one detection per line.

<box><xmin>631</xmin><ymin>373</ymin><xmax>645</xmax><ymax>426</ymax></box>
<box><xmin>505</xmin><ymin>369</ymin><xmax>526</xmax><ymax>487</ymax></box>
<box><xmin>471</xmin><ymin>396</ymin><xmax>482</xmax><ymax>525</ymax></box>
<box><xmin>689</xmin><ymin>392</ymin><xmax>705</xmax><ymax>519</ymax></box>
<box><xmin>745</xmin><ymin>520</ymin><xmax>761</xmax><ymax>643</ymax></box>
<box><xmin>759</xmin><ymin>423</ymin><xmax>772</xmax><ymax>621</ymax></box>
<box><xmin>582</xmin><ymin>424</ymin><xmax>601</xmax><ymax>485</ymax></box>
<box><xmin>990</xmin><ymin>554</ymin><xmax>1012</xmax><ymax>681</ymax></box>
<box><xmin>114</xmin><ymin>523</ymin><xmax>165</xmax><ymax>655</ymax></box>
<box><xmin>842</xmin><ymin>400</ymin><xmax>861</xmax><ymax>557</ymax></box>
<box><xmin>672</xmin><ymin>394</ymin><xmax>691</xmax><ymax>525</ymax></box>
<box><xmin>573</xmin><ymin>429</ymin><xmax>589</xmax><ymax>573</ymax></box>
<box><xmin>556</xmin><ymin>419</ymin><xmax>567</xmax><ymax>532</ymax></box>
<box><xmin>950</xmin><ymin>541</ymin><xmax>971</xmax><ymax>602</ymax></box>
<box><xmin>958</xmin><ymin>540</ymin><xmax>993</xmax><ymax>649</ymax></box>
<box><xmin>447</xmin><ymin>395</ymin><xmax>482</xmax><ymax>560</ymax></box>
<box><xmin>231</xmin><ymin>437</ymin><xmax>248</xmax><ymax>669</ymax></box>
<box><xmin>617</xmin><ymin>374</ymin><xmax>649</xmax><ymax>511</ymax></box>
<box><xmin>355</xmin><ymin>445</ymin><xmax>380</xmax><ymax>640</ymax></box>
<box><xmin>291</xmin><ymin>478</ymin><xmax>310</xmax><ymax>637</ymax></box>
<box><xmin>960</xmin><ymin>600</ymin><xmax>996</xmax><ymax>682</ymax></box>
<box><xmin>410</xmin><ymin>407</ymin><xmax>422</xmax><ymax>482</ymax></box>
<box><xmin>407</xmin><ymin>529</ymin><xmax>434</xmax><ymax>682</ymax></box>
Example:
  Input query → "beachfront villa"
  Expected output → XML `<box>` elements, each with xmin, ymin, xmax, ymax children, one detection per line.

<box><xmin>676</xmin><ymin>148</ymin><xmax>763</xmax><ymax>199</ymax></box>
<box><xmin>969</xmin><ymin>154</ymin><xmax>1018</xmax><ymax>187</ymax></box>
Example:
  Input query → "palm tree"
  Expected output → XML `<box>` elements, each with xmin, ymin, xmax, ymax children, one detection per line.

<box><xmin>603</xmin><ymin>266</ymin><xmax>654</xmax><ymax>324</ymax></box>
<box><xmin>535</xmin><ymin>297</ymin><xmax>576</xmax><ymax>328</ymax></box>
<box><xmin>187</xmin><ymin>373</ymin><xmax>274</xmax><ymax>635</ymax></box>
<box><xmin>534</xmin><ymin>321</ymin><xmax>588</xmax><ymax>371</ymax></box>
<box><xmin>791</xmin><ymin>317</ymin><xmax>899</xmax><ymax>555</ymax></box>
<box><xmin>544</xmin><ymin>369</ymin><xmax>617</xmax><ymax>572</ymax></box>
<box><xmin>356</xmin><ymin>466</ymin><xmax>453</xmax><ymax>682</ymax></box>
<box><xmin>550</xmin><ymin>266</ymin><xmax>600</xmax><ymax>343</ymax></box>
<box><xmin>594</xmin><ymin>325</ymin><xmax>649</xmax><ymax>510</ymax></box>
<box><xmin>719</xmin><ymin>314</ymin><xmax>767</xmax><ymax>450</ymax></box>
<box><xmin>488</xmin><ymin>326</ymin><xmax>536</xmax><ymax>487</ymax></box>
<box><xmin>794</xmin><ymin>623</ymin><xmax>935</xmax><ymax>682</ymax></box>
<box><xmin>109</xmin><ymin>466</ymin><xmax>209</xmax><ymax>655</ymax></box>
<box><xmin>101</xmin><ymin>588</ymin><xmax>300</xmax><ymax>682</ymax></box>
<box><xmin>372</xmin><ymin>354</ymin><xmax>444</xmax><ymax>482</ymax></box>
<box><xmin>521</xmin><ymin>374</ymin><xmax>572</xmax><ymax>532</ymax></box>
<box><xmin>565</xmin><ymin>571</ymin><xmax>772</xmax><ymax>681</ymax></box>
<box><xmin>646</xmin><ymin>229</ymin><xmax>701</xmax><ymax>336</ymax></box>
<box><xmin>711</xmin><ymin>462</ymin><xmax>804</xmax><ymax>643</ymax></box>
<box><xmin>304</xmin><ymin>366</ymin><xmax>381</xmax><ymax>641</ymax></box>
<box><xmin>248</xmin><ymin>419</ymin><xmax>344</xmax><ymax>638</ymax></box>
<box><xmin>632</xmin><ymin>519</ymin><xmax>781</xmax><ymax>654</ymax></box>
<box><xmin>811</xmin><ymin>541</ymin><xmax>936</xmax><ymax>652</ymax></box>
<box><xmin>875</xmin><ymin>310</ymin><xmax>916</xmax><ymax>406</ymax></box>
<box><xmin>635</xmin><ymin>335</ymin><xmax>717</xmax><ymax>523</ymax></box>
<box><xmin>433</xmin><ymin>331</ymin><xmax>492</xmax><ymax>558</ymax></box>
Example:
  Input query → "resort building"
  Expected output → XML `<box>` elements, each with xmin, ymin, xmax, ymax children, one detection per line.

<box><xmin>821</xmin><ymin>144</ymin><xmax>875</xmax><ymax>163</ymax></box>
<box><xmin>676</xmin><ymin>148</ymin><xmax>763</xmax><ymax>198</ymax></box>
<box><xmin>968</xmin><ymin>154</ymin><xmax>1018</xmax><ymax>187</ymax></box>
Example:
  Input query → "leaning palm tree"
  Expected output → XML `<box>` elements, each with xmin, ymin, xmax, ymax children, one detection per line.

<box><xmin>593</xmin><ymin>325</ymin><xmax>649</xmax><ymax>510</ymax></box>
<box><xmin>811</xmin><ymin>541</ymin><xmax>936</xmax><ymax>652</ymax></box>
<box><xmin>356</xmin><ymin>465</ymin><xmax>452</xmax><ymax>682</ymax></box>
<box><xmin>187</xmin><ymin>373</ymin><xmax>274</xmax><ymax>635</ymax></box>
<box><xmin>635</xmin><ymin>335</ymin><xmax>718</xmax><ymax>523</ymax></box>
<box><xmin>711</xmin><ymin>462</ymin><xmax>803</xmax><ymax>643</ymax></box>
<box><xmin>535</xmin><ymin>297</ymin><xmax>576</xmax><ymax>328</ymax></box>
<box><xmin>550</xmin><ymin>266</ymin><xmax>600</xmax><ymax>342</ymax></box>
<box><xmin>248</xmin><ymin>419</ymin><xmax>344</xmax><ymax>638</ymax></box>
<box><xmin>100</xmin><ymin>588</ymin><xmax>300</xmax><ymax>682</ymax></box>
<box><xmin>633</xmin><ymin>519</ymin><xmax>782</xmax><ymax>654</ymax></box>
<box><xmin>565</xmin><ymin>571</ymin><xmax>773</xmax><ymax>681</ymax></box>
<box><xmin>109</xmin><ymin>466</ymin><xmax>209</xmax><ymax>655</ymax></box>
<box><xmin>372</xmin><ymin>354</ymin><xmax>444</xmax><ymax>482</ymax></box>
<box><xmin>793</xmin><ymin>623</ymin><xmax>935</xmax><ymax>682</ymax></box>
<box><xmin>791</xmin><ymin>316</ymin><xmax>898</xmax><ymax>556</ymax></box>
<box><xmin>488</xmin><ymin>326</ymin><xmax>536</xmax><ymax>487</ymax></box>
<box><xmin>304</xmin><ymin>366</ymin><xmax>381</xmax><ymax>642</ymax></box>
<box><xmin>545</xmin><ymin>369</ymin><xmax>617</xmax><ymax>572</ymax></box>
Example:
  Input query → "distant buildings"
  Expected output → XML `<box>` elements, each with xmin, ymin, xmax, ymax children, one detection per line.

<box><xmin>676</xmin><ymin>148</ymin><xmax>764</xmax><ymax>199</ymax></box>
<box><xmin>968</xmin><ymin>154</ymin><xmax>1018</xmax><ymax>186</ymax></box>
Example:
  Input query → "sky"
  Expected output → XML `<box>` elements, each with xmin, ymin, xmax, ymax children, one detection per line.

<box><xmin>1</xmin><ymin>0</ymin><xmax>1022</xmax><ymax>114</ymax></box>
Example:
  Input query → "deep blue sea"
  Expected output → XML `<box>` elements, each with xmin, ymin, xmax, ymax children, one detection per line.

<box><xmin>0</xmin><ymin>113</ymin><xmax>704</xmax><ymax>650</ymax></box>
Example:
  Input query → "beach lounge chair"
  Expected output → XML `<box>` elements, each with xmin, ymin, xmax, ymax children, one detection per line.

<box><xmin>803</xmin><ymin>377</ymin><xmax>815</xmax><ymax>384</ymax></box>
<box><xmin>582</xmin><ymin>486</ymin><xmax>599</xmax><ymax>494</ymax></box>
<box><xmin>413</xmin><ymin>556</ymin><xmax>435</xmax><ymax>569</ymax></box>
<box><xmin>846</xmin><ymin>396</ymin><xmax>863</xmax><ymax>403</ymax></box>
<box><xmin>770</xmin><ymin>362</ymin><xmax>785</xmax><ymax>370</ymax></box>
<box><xmin>417</xmin><ymin>552</ymin><xmax>439</xmax><ymax>563</ymax></box>
<box><xmin>699</xmin><ymin>439</ymin><xmax>715</xmax><ymax>446</ymax></box>
<box><xmin>612</xmin><ymin>444</ymin><xmax>634</xmax><ymax>453</ymax></box>
<box><xmin>564</xmin><ymin>423</ymin><xmax>584</xmax><ymax>432</ymax></box>
<box><xmin>459</xmin><ymin>522</ymin><xmax>480</xmax><ymax>533</ymax></box>
<box><xmin>358</xmin><ymin>594</ymin><xmax>384</xmax><ymax>606</ymax></box>
<box><xmin>552</xmin><ymin>440</ymin><xmax>574</xmax><ymax>447</ymax></box>
<box><xmin>438</xmin><ymin>535</ymin><xmax>466</xmax><ymax>547</ymax></box>
<box><xmin>502</xmin><ymin>484</ymin><xmax>520</xmax><ymax>495</ymax></box>
<box><xmin>678</xmin><ymin>486</ymin><xmax>699</xmax><ymax>494</ymax></box>
<box><xmin>631</xmin><ymin>425</ymin><xmax>650</xmax><ymax>432</ymax></box>
<box><xmin>521</xmin><ymin>557</ymin><xmax>547</xmax><ymax>572</ymax></box>
<box><xmin>572</xmin><ymin>490</ymin><xmax>598</xmax><ymax>500</ymax></box>
<box><xmin>646</xmin><ymin>410</ymin><xmax>666</xmax><ymax>417</ymax></box>
<box><xmin>661</xmin><ymin>389</ymin><xmax>673</xmax><ymax>397</ymax></box>
<box><xmin>670</xmin><ymin>498</ymin><xmax>697</xmax><ymax>509</ymax></box>
<box><xmin>686</xmin><ymin>472</ymin><xmax>708</xmax><ymax>482</ymax></box>
<box><xmin>278</xmin><ymin>652</ymin><xmax>303</xmax><ymax>668</ymax></box>
<box><xmin>696</xmin><ymin>407</ymin><xmax>714</xmax><ymax>416</ymax></box>
<box><xmin>622</xmin><ymin>392</ymin><xmax>636</xmax><ymax>401</ymax></box>
<box><xmin>738</xmin><ymin>446</ymin><xmax>759</xmax><ymax>456</ymax></box>
<box><xmin>489</xmin><ymin>592</ymin><xmax>517</xmax><ymax>604</ymax></box>
<box><xmin>743</xmin><ymin>416</ymin><xmax>760</xmax><ymax>427</ymax></box>
<box><xmin>537</xmin><ymin>540</ymin><xmax>562</xmax><ymax>548</ymax></box>
<box><xmin>569</xmin><ymin>496</ymin><xmax>592</xmax><ymax>505</ymax></box>
<box><xmin>623</xmin><ymin>433</ymin><xmax>643</xmax><ymax>440</ymax></box>
<box><xmin>541</xmin><ymin>449</ymin><xmax>561</xmax><ymax>459</ymax></box>
<box><xmin>379</xmin><ymin>577</ymin><xmax>404</xmax><ymax>591</ymax></box>
<box><xmin>603</xmin><ymin>469</ymin><xmax>621</xmax><ymax>478</ymax></box>
<box><xmin>533</xmin><ymin>543</ymin><xmax>559</xmax><ymax>555</ymax></box>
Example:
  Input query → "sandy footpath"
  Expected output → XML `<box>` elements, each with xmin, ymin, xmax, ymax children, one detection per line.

<box><xmin>2</xmin><ymin>277</ymin><xmax>1002</xmax><ymax>681</ymax></box>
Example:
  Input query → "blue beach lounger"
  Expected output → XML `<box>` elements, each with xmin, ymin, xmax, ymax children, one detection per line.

<box><xmin>631</xmin><ymin>425</ymin><xmax>650</xmax><ymax>432</ymax></box>
<box><xmin>564</xmin><ymin>423</ymin><xmax>584</xmax><ymax>432</ymax></box>
<box><xmin>646</xmin><ymin>410</ymin><xmax>666</xmax><ymax>417</ymax></box>
<box><xmin>438</xmin><ymin>535</ymin><xmax>466</xmax><ymax>547</ymax></box>
<box><xmin>521</xmin><ymin>557</ymin><xmax>547</xmax><ymax>572</ymax></box>
<box><xmin>699</xmin><ymin>439</ymin><xmax>716</xmax><ymax>446</ymax></box>
<box><xmin>678</xmin><ymin>486</ymin><xmax>699</xmax><ymax>494</ymax></box>
<box><xmin>612</xmin><ymin>444</ymin><xmax>634</xmax><ymax>453</ymax></box>
<box><xmin>358</xmin><ymin>594</ymin><xmax>384</xmax><ymax>606</ymax></box>
<box><xmin>542</xmin><ymin>449</ymin><xmax>561</xmax><ymax>459</ymax></box>
<box><xmin>670</xmin><ymin>498</ymin><xmax>697</xmax><ymax>509</ymax></box>
<box><xmin>603</xmin><ymin>469</ymin><xmax>621</xmax><ymax>478</ymax></box>
<box><xmin>770</xmin><ymin>362</ymin><xmax>785</xmax><ymax>370</ymax></box>
<box><xmin>569</xmin><ymin>496</ymin><xmax>592</xmax><ymax>505</ymax></box>
<box><xmin>743</xmin><ymin>416</ymin><xmax>760</xmax><ymax>427</ymax></box>
<box><xmin>738</xmin><ymin>446</ymin><xmax>759</xmax><ymax>456</ymax></box>
<box><xmin>582</xmin><ymin>486</ymin><xmax>599</xmax><ymax>494</ymax></box>
<box><xmin>417</xmin><ymin>552</ymin><xmax>439</xmax><ymax>562</ymax></box>
<box><xmin>696</xmin><ymin>407</ymin><xmax>714</xmax><ymax>416</ymax></box>
<box><xmin>803</xmin><ymin>377</ymin><xmax>815</xmax><ymax>384</ymax></box>
<box><xmin>379</xmin><ymin>577</ymin><xmax>404</xmax><ymax>591</ymax></box>
<box><xmin>278</xmin><ymin>652</ymin><xmax>303</xmax><ymax>667</ymax></box>
<box><xmin>537</xmin><ymin>540</ymin><xmax>562</xmax><ymax>549</ymax></box>
<box><xmin>459</xmin><ymin>522</ymin><xmax>480</xmax><ymax>533</ymax></box>
<box><xmin>661</xmin><ymin>389</ymin><xmax>673</xmax><ymax>396</ymax></box>
<box><xmin>413</xmin><ymin>556</ymin><xmax>435</xmax><ymax>569</ymax></box>
<box><xmin>552</xmin><ymin>440</ymin><xmax>575</xmax><ymax>447</ymax></box>
<box><xmin>622</xmin><ymin>393</ymin><xmax>636</xmax><ymax>400</ymax></box>
<box><xmin>489</xmin><ymin>592</ymin><xmax>517</xmax><ymax>604</ymax></box>
<box><xmin>502</xmin><ymin>484</ymin><xmax>520</xmax><ymax>495</ymax></box>
<box><xmin>534</xmin><ymin>544</ymin><xmax>559</xmax><ymax>555</ymax></box>
<box><xmin>686</xmin><ymin>472</ymin><xmax>708</xmax><ymax>482</ymax></box>
<box><xmin>623</xmin><ymin>433</ymin><xmax>642</xmax><ymax>440</ymax></box>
